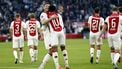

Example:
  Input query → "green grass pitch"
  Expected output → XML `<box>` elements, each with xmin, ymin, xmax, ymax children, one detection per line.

<box><xmin>0</xmin><ymin>39</ymin><xmax>122</xmax><ymax>69</ymax></box>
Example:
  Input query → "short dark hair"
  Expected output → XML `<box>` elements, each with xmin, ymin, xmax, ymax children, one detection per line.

<box><xmin>119</xmin><ymin>6</ymin><xmax>122</xmax><ymax>13</ymax></box>
<box><xmin>112</xmin><ymin>7</ymin><xmax>118</xmax><ymax>11</ymax></box>
<box><xmin>15</xmin><ymin>13</ymin><xmax>21</xmax><ymax>18</ymax></box>
<box><xmin>94</xmin><ymin>7</ymin><xmax>100</xmax><ymax>13</ymax></box>
<box><xmin>48</xmin><ymin>5</ymin><xmax>57</xmax><ymax>12</ymax></box>
<box><xmin>29</xmin><ymin>13</ymin><xmax>36</xmax><ymax>18</ymax></box>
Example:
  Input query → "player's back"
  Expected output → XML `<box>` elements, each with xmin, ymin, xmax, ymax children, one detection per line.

<box><xmin>88</xmin><ymin>16</ymin><xmax>104</xmax><ymax>35</ymax></box>
<box><xmin>10</xmin><ymin>20</ymin><xmax>25</xmax><ymax>39</ymax></box>
<box><xmin>105</xmin><ymin>14</ymin><xmax>122</xmax><ymax>36</ymax></box>
<box><xmin>26</xmin><ymin>19</ymin><xmax>40</xmax><ymax>39</ymax></box>
<box><xmin>47</xmin><ymin>12</ymin><xmax>63</xmax><ymax>33</ymax></box>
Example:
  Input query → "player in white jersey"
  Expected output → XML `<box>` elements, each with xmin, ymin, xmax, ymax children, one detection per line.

<box><xmin>39</xmin><ymin>3</ymin><xmax>52</xmax><ymax>69</ymax></box>
<box><xmin>99</xmin><ymin>7</ymin><xmax>122</xmax><ymax>69</ymax></box>
<box><xmin>118</xmin><ymin>7</ymin><xmax>122</xmax><ymax>63</ymax></box>
<box><xmin>10</xmin><ymin>14</ymin><xmax>26</xmax><ymax>64</ymax></box>
<box><xmin>25</xmin><ymin>13</ymin><xmax>40</xmax><ymax>62</ymax></box>
<box><xmin>39</xmin><ymin>5</ymin><xmax>69</xmax><ymax>69</ymax></box>
<box><xmin>88</xmin><ymin>7</ymin><xmax>104</xmax><ymax>64</ymax></box>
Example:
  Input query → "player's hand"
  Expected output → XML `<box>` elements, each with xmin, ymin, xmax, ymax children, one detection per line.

<box><xmin>50</xmin><ymin>15</ymin><xmax>58</xmax><ymax>20</ymax></box>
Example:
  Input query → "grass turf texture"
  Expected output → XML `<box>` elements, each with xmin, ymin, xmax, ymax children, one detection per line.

<box><xmin>0</xmin><ymin>39</ymin><xmax>122</xmax><ymax>69</ymax></box>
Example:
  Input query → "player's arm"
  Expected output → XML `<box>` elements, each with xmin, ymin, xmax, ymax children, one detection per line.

<box><xmin>23</xmin><ymin>22</ymin><xmax>27</xmax><ymax>40</ymax></box>
<box><xmin>9</xmin><ymin>28</ymin><xmax>13</xmax><ymax>39</ymax></box>
<box><xmin>23</xmin><ymin>28</ymin><xmax>27</xmax><ymax>40</ymax></box>
<box><xmin>59</xmin><ymin>14</ymin><xmax>64</xmax><ymax>28</ymax></box>
<box><xmin>41</xmin><ymin>15</ymin><xmax>58</xmax><ymax>25</ymax></box>
<box><xmin>9</xmin><ymin>22</ymin><xmax>13</xmax><ymax>39</ymax></box>
<box><xmin>98</xmin><ymin>22</ymin><xmax>107</xmax><ymax>42</ymax></box>
<box><xmin>39</xmin><ymin>28</ymin><xmax>44</xmax><ymax>40</ymax></box>
<box><xmin>87</xmin><ymin>16</ymin><xmax>91</xmax><ymax>28</ymax></box>
<box><xmin>99</xmin><ymin>22</ymin><xmax>107</xmax><ymax>38</ymax></box>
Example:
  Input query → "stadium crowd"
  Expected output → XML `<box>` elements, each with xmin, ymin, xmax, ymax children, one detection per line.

<box><xmin>0</xmin><ymin>0</ymin><xmax>121</xmax><ymax>35</ymax></box>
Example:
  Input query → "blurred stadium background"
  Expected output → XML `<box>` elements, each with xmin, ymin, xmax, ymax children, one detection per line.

<box><xmin>0</xmin><ymin>0</ymin><xmax>122</xmax><ymax>42</ymax></box>
<box><xmin>0</xmin><ymin>0</ymin><xmax>122</xmax><ymax>69</ymax></box>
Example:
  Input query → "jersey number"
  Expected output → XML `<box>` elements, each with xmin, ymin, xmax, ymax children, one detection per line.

<box><xmin>52</xmin><ymin>19</ymin><xmax>60</xmax><ymax>29</ymax></box>
<box><xmin>109</xmin><ymin>17</ymin><xmax>119</xmax><ymax>34</ymax></box>
<box><xmin>29</xmin><ymin>23</ymin><xmax>36</xmax><ymax>36</ymax></box>
<box><xmin>111</xmin><ymin>18</ymin><xmax>116</xmax><ymax>30</ymax></box>
<box><xmin>50</xmin><ymin>18</ymin><xmax>62</xmax><ymax>32</ymax></box>
<box><xmin>14</xmin><ymin>22</ymin><xmax>21</xmax><ymax>37</ymax></box>
<box><xmin>91</xmin><ymin>18</ymin><xmax>100</xmax><ymax>33</ymax></box>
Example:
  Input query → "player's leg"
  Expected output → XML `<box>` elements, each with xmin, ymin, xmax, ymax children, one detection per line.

<box><xmin>89</xmin><ymin>35</ymin><xmax>95</xmax><ymax>64</ymax></box>
<box><xmin>39</xmin><ymin>48</ymin><xmax>52</xmax><ymax>69</ymax></box>
<box><xmin>39</xmin><ymin>34</ymin><xmax>52</xmax><ymax>69</ymax></box>
<box><xmin>19</xmin><ymin>47</ymin><xmax>24</xmax><ymax>63</ymax></box>
<box><xmin>96</xmin><ymin>36</ymin><xmax>102</xmax><ymax>64</ymax></box>
<box><xmin>59</xmin><ymin>32</ymin><xmax>70</xmax><ymax>69</ymax></box>
<box><xmin>113</xmin><ymin>37</ymin><xmax>121</xmax><ymax>69</ymax></box>
<box><xmin>51</xmin><ymin>33</ymin><xmax>61</xmax><ymax>69</ymax></box>
<box><xmin>12</xmin><ymin>39</ymin><xmax>18</xmax><ymax>64</ymax></box>
<box><xmin>96</xmin><ymin>45</ymin><xmax>101</xmax><ymax>64</ymax></box>
<box><xmin>52</xmin><ymin>46</ymin><xmax>60</xmax><ymax>69</ymax></box>
<box><xmin>28</xmin><ymin>39</ymin><xmax>34</xmax><ymax>62</ymax></box>
<box><xmin>118</xmin><ymin>37</ymin><xmax>122</xmax><ymax>63</ymax></box>
<box><xmin>60</xmin><ymin>46</ymin><xmax>69</xmax><ymax>69</ymax></box>
<box><xmin>19</xmin><ymin>39</ymin><xmax>24</xmax><ymax>63</ymax></box>
<box><xmin>108</xmin><ymin>36</ymin><xmax>115</xmax><ymax>64</ymax></box>
<box><xmin>33</xmin><ymin>39</ymin><xmax>38</xmax><ymax>61</ymax></box>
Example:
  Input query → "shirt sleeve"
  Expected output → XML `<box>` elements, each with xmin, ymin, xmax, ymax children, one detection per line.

<box><xmin>88</xmin><ymin>16</ymin><xmax>92</xmax><ymax>25</ymax></box>
<box><xmin>40</xmin><ymin>13</ymin><xmax>48</xmax><ymax>22</ymax></box>
<box><xmin>22</xmin><ymin>21</ymin><xmax>26</xmax><ymax>29</ymax></box>
<box><xmin>105</xmin><ymin>17</ymin><xmax>108</xmax><ymax>25</ymax></box>
<box><xmin>58</xmin><ymin>14</ymin><xmax>64</xmax><ymax>28</ymax></box>
<box><xmin>10</xmin><ymin>21</ymin><xmax>14</xmax><ymax>29</ymax></box>
<box><xmin>100</xmin><ymin>17</ymin><xmax>105</xmax><ymax>26</ymax></box>
<box><xmin>37</xmin><ymin>21</ymin><xmax>41</xmax><ymax>28</ymax></box>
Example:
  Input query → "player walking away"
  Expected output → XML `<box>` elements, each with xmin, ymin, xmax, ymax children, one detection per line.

<box><xmin>58</xmin><ymin>5</ymin><xmax>70</xmax><ymax>69</ymax></box>
<box><xmin>39</xmin><ymin>5</ymin><xmax>69</xmax><ymax>69</ymax></box>
<box><xmin>10</xmin><ymin>13</ymin><xmax>26</xmax><ymax>64</ymax></box>
<box><xmin>25</xmin><ymin>13</ymin><xmax>40</xmax><ymax>63</ymax></box>
<box><xmin>99</xmin><ymin>7</ymin><xmax>122</xmax><ymax>69</ymax></box>
<box><xmin>88</xmin><ymin>7</ymin><xmax>104</xmax><ymax>64</ymax></box>
<box><xmin>118</xmin><ymin>6</ymin><xmax>122</xmax><ymax>63</ymax></box>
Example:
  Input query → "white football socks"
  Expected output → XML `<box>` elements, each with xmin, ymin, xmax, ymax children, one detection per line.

<box><xmin>111</xmin><ymin>52</ymin><xmax>115</xmax><ymax>64</ymax></box>
<box><xmin>62</xmin><ymin>50</ymin><xmax>69</xmax><ymax>67</ymax></box>
<box><xmin>114</xmin><ymin>53</ymin><xmax>120</xmax><ymax>64</ymax></box>
<box><xmin>39</xmin><ymin>53</ymin><xmax>51</xmax><ymax>69</ymax></box>
<box><xmin>34</xmin><ymin>50</ymin><xmax>38</xmax><ymax>60</ymax></box>
<box><xmin>19</xmin><ymin>51</ymin><xmax>23</xmax><ymax>61</ymax></box>
<box><xmin>13</xmin><ymin>50</ymin><xmax>18</xmax><ymax>59</ymax></box>
<box><xmin>52</xmin><ymin>52</ymin><xmax>60</xmax><ymax>69</ymax></box>
<box><xmin>96</xmin><ymin>50</ymin><xmax>101</xmax><ymax>63</ymax></box>
<box><xmin>29</xmin><ymin>48</ymin><xmax>34</xmax><ymax>61</ymax></box>
<box><xmin>90</xmin><ymin>48</ymin><xmax>94</xmax><ymax>57</ymax></box>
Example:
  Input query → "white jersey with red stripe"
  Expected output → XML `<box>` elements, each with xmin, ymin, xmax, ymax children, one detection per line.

<box><xmin>26</xmin><ymin>19</ymin><xmax>40</xmax><ymax>39</ymax></box>
<box><xmin>88</xmin><ymin>16</ymin><xmax>104</xmax><ymax>35</ymax></box>
<box><xmin>47</xmin><ymin>12</ymin><xmax>64</xmax><ymax>33</ymax></box>
<box><xmin>105</xmin><ymin>14</ymin><xmax>122</xmax><ymax>36</ymax></box>
<box><xmin>10</xmin><ymin>20</ymin><xmax>26</xmax><ymax>39</ymax></box>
